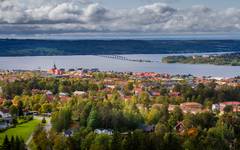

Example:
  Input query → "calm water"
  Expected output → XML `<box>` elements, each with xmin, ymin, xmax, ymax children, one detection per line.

<box><xmin>0</xmin><ymin>53</ymin><xmax>240</xmax><ymax>77</ymax></box>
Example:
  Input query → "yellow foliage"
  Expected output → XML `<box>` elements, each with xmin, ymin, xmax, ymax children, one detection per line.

<box><xmin>187</xmin><ymin>128</ymin><xmax>198</xmax><ymax>137</ymax></box>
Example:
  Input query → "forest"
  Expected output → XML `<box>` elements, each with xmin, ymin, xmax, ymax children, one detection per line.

<box><xmin>162</xmin><ymin>53</ymin><xmax>240</xmax><ymax>66</ymax></box>
<box><xmin>0</xmin><ymin>40</ymin><xmax>240</xmax><ymax>56</ymax></box>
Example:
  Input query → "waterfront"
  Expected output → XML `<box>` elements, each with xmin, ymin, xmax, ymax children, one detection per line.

<box><xmin>0</xmin><ymin>53</ymin><xmax>239</xmax><ymax>77</ymax></box>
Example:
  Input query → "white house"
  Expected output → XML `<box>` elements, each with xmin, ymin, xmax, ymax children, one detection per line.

<box><xmin>94</xmin><ymin>129</ymin><xmax>113</xmax><ymax>135</ymax></box>
<box><xmin>212</xmin><ymin>104</ymin><xmax>220</xmax><ymax>112</ymax></box>
<box><xmin>0</xmin><ymin>111</ymin><xmax>12</xmax><ymax>129</ymax></box>
<box><xmin>59</xmin><ymin>92</ymin><xmax>69</xmax><ymax>97</ymax></box>
<box><xmin>73</xmin><ymin>91</ymin><xmax>87</xmax><ymax>96</ymax></box>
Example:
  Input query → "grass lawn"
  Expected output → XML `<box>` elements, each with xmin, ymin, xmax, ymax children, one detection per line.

<box><xmin>0</xmin><ymin>119</ymin><xmax>41</xmax><ymax>143</ymax></box>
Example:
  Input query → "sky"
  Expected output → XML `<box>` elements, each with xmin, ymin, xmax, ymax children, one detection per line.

<box><xmin>101</xmin><ymin>0</ymin><xmax>240</xmax><ymax>10</ymax></box>
<box><xmin>1</xmin><ymin>0</ymin><xmax>240</xmax><ymax>39</ymax></box>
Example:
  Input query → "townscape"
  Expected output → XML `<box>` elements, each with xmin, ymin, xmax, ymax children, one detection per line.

<box><xmin>0</xmin><ymin>65</ymin><xmax>239</xmax><ymax>150</ymax></box>
<box><xmin>1</xmin><ymin>0</ymin><xmax>240</xmax><ymax>149</ymax></box>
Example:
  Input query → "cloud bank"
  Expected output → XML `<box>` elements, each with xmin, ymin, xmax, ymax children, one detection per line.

<box><xmin>0</xmin><ymin>0</ymin><xmax>240</xmax><ymax>36</ymax></box>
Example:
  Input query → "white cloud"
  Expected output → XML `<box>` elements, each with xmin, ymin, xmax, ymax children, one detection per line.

<box><xmin>0</xmin><ymin>0</ymin><xmax>240</xmax><ymax>35</ymax></box>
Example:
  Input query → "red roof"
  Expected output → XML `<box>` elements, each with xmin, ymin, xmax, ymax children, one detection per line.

<box><xmin>222</xmin><ymin>101</ymin><xmax>240</xmax><ymax>105</ymax></box>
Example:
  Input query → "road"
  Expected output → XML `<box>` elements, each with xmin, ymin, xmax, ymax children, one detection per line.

<box><xmin>25</xmin><ymin>116</ymin><xmax>51</xmax><ymax>150</ymax></box>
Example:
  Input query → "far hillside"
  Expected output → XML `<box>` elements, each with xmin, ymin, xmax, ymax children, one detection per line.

<box><xmin>0</xmin><ymin>39</ymin><xmax>240</xmax><ymax>56</ymax></box>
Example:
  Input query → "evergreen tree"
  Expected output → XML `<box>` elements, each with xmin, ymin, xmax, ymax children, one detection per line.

<box><xmin>111</xmin><ymin>132</ymin><xmax>121</xmax><ymax>150</ymax></box>
<box><xmin>87</xmin><ymin>108</ymin><xmax>100</xmax><ymax>129</ymax></box>
<box><xmin>10</xmin><ymin>136</ymin><xmax>15</xmax><ymax>150</ymax></box>
<box><xmin>2</xmin><ymin>135</ymin><xmax>10</xmax><ymax>150</ymax></box>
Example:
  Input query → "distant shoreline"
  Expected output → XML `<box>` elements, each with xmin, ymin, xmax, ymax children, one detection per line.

<box><xmin>0</xmin><ymin>39</ymin><xmax>239</xmax><ymax>57</ymax></box>
<box><xmin>0</xmin><ymin>51</ymin><xmax>234</xmax><ymax>58</ymax></box>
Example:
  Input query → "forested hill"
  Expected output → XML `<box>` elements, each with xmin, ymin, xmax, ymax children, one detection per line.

<box><xmin>0</xmin><ymin>39</ymin><xmax>240</xmax><ymax>56</ymax></box>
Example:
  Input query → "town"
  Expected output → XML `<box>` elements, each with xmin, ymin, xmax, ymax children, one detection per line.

<box><xmin>0</xmin><ymin>65</ymin><xmax>239</xmax><ymax>150</ymax></box>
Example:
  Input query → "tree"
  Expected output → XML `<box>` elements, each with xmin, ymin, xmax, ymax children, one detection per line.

<box><xmin>42</xmin><ymin>117</ymin><xmax>46</xmax><ymax>124</ymax></box>
<box><xmin>139</xmin><ymin>92</ymin><xmax>150</xmax><ymax>106</ymax></box>
<box><xmin>81</xmin><ymin>132</ymin><xmax>96</xmax><ymax>150</ymax></box>
<box><xmin>159</xmin><ymin>104</ymin><xmax>169</xmax><ymax>123</ymax></box>
<box><xmin>168</xmin><ymin>106</ymin><xmax>183</xmax><ymax>128</ymax></box>
<box><xmin>90</xmin><ymin>134</ymin><xmax>112</xmax><ymax>150</ymax></box>
<box><xmin>163</xmin><ymin>132</ymin><xmax>182</xmax><ymax>150</ymax></box>
<box><xmin>33</xmin><ymin>125</ymin><xmax>50</xmax><ymax>150</ymax></box>
<box><xmin>1</xmin><ymin>136</ymin><xmax>26</xmax><ymax>150</ymax></box>
<box><xmin>41</xmin><ymin>103</ymin><xmax>52</xmax><ymax>113</ymax></box>
<box><xmin>53</xmin><ymin>134</ymin><xmax>67</xmax><ymax>150</ymax></box>
<box><xmin>17</xmin><ymin>100</ymin><xmax>24</xmax><ymax>116</ymax></box>
<box><xmin>87</xmin><ymin>108</ymin><xmax>100</xmax><ymax>129</ymax></box>
<box><xmin>111</xmin><ymin>132</ymin><xmax>121</xmax><ymax>150</ymax></box>
<box><xmin>15</xmin><ymin>136</ymin><xmax>21</xmax><ymax>150</ymax></box>
<box><xmin>224</xmin><ymin>105</ymin><xmax>233</xmax><ymax>113</ymax></box>
<box><xmin>2</xmin><ymin>135</ymin><xmax>10</xmax><ymax>150</ymax></box>
<box><xmin>121</xmin><ymin>133</ymin><xmax>133</xmax><ymax>150</ymax></box>
<box><xmin>205</xmin><ymin>123</ymin><xmax>234</xmax><ymax>150</ymax></box>
<box><xmin>126</xmin><ymin>82</ymin><xmax>134</xmax><ymax>91</ymax></box>
<box><xmin>51</xmin><ymin>108</ymin><xmax>72</xmax><ymax>132</ymax></box>
<box><xmin>195</xmin><ymin>112</ymin><xmax>217</xmax><ymax>129</ymax></box>
<box><xmin>131</xmin><ymin>130</ymin><xmax>148</xmax><ymax>150</ymax></box>
<box><xmin>10</xmin><ymin>136</ymin><xmax>15</xmax><ymax>150</ymax></box>
<box><xmin>147</xmin><ymin>108</ymin><xmax>161</xmax><ymax>124</ymax></box>
<box><xmin>9</xmin><ymin>105</ymin><xmax>18</xmax><ymax>117</ymax></box>
<box><xmin>172</xmin><ymin>106</ymin><xmax>183</xmax><ymax>121</ymax></box>
<box><xmin>15</xmin><ymin>136</ymin><xmax>26</xmax><ymax>150</ymax></box>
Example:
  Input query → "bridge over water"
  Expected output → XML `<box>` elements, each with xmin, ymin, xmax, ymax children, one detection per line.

<box><xmin>98</xmin><ymin>55</ymin><xmax>159</xmax><ymax>63</ymax></box>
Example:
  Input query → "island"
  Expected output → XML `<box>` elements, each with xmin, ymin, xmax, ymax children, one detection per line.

<box><xmin>162</xmin><ymin>52</ymin><xmax>240</xmax><ymax>66</ymax></box>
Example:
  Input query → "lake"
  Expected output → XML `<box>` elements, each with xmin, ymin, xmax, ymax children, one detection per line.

<box><xmin>0</xmin><ymin>53</ymin><xmax>240</xmax><ymax>77</ymax></box>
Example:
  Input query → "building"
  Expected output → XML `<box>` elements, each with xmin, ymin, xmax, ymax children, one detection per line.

<box><xmin>94</xmin><ymin>129</ymin><xmax>113</xmax><ymax>135</ymax></box>
<box><xmin>63</xmin><ymin>129</ymin><xmax>74</xmax><ymax>137</ymax></box>
<box><xmin>174</xmin><ymin>122</ymin><xmax>185</xmax><ymax>133</ymax></box>
<box><xmin>73</xmin><ymin>91</ymin><xmax>87</xmax><ymax>96</ymax></box>
<box><xmin>212</xmin><ymin>103</ymin><xmax>220</xmax><ymax>112</ymax></box>
<box><xmin>140</xmin><ymin>124</ymin><xmax>155</xmax><ymax>132</ymax></box>
<box><xmin>0</xmin><ymin>110</ymin><xmax>12</xmax><ymax>129</ymax></box>
<box><xmin>219</xmin><ymin>101</ymin><xmax>240</xmax><ymax>113</ymax></box>
<box><xmin>48</xmin><ymin>64</ymin><xmax>64</xmax><ymax>75</ymax></box>
<box><xmin>180</xmin><ymin>102</ymin><xmax>203</xmax><ymax>114</ymax></box>
<box><xmin>168</xmin><ymin>104</ymin><xmax>179</xmax><ymax>112</ymax></box>
<box><xmin>169</xmin><ymin>91</ymin><xmax>181</xmax><ymax>97</ymax></box>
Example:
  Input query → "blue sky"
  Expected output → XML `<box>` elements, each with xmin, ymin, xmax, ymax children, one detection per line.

<box><xmin>0</xmin><ymin>0</ymin><xmax>240</xmax><ymax>38</ymax></box>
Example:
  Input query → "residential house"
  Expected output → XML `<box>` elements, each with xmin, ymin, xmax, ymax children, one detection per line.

<box><xmin>168</xmin><ymin>104</ymin><xmax>179</xmax><ymax>112</ymax></box>
<box><xmin>152</xmin><ymin>104</ymin><xmax>163</xmax><ymax>110</ymax></box>
<box><xmin>94</xmin><ymin>129</ymin><xmax>113</xmax><ymax>135</ymax></box>
<box><xmin>0</xmin><ymin>110</ymin><xmax>12</xmax><ymax>129</ymax></box>
<box><xmin>212</xmin><ymin>103</ymin><xmax>220</xmax><ymax>112</ymax></box>
<box><xmin>169</xmin><ymin>91</ymin><xmax>181</xmax><ymax>97</ymax></box>
<box><xmin>45</xmin><ymin>90</ymin><xmax>54</xmax><ymax>101</ymax></box>
<box><xmin>134</xmin><ymin>87</ymin><xmax>143</xmax><ymax>95</ymax></box>
<box><xmin>73</xmin><ymin>91</ymin><xmax>87</xmax><ymax>96</ymax></box>
<box><xmin>0</xmin><ymin>98</ymin><xmax>4</xmax><ymax>105</ymax></box>
<box><xmin>63</xmin><ymin>129</ymin><xmax>74</xmax><ymax>137</ymax></box>
<box><xmin>174</xmin><ymin>122</ymin><xmax>185</xmax><ymax>133</ymax></box>
<box><xmin>140</xmin><ymin>124</ymin><xmax>155</xmax><ymax>132</ymax></box>
<box><xmin>149</xmin><ymin>90</ymin><xmax>161</xmax><ymax>97</ymax></box>
<box><xmin>59</xmin><ymin>92</ymin><xmax>70</xmax><ymax>102</ymax></box>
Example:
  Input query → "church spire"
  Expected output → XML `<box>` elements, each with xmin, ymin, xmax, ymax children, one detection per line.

<box><xmin>53</xmin><ymin>63</ymin><xmax>57</xmax><ymax>69</ymax></box>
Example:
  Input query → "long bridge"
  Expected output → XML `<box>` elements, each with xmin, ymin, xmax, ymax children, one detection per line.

<box><xmin>98</xmin><ymin>55</ymin><xmax>159</xmax><ymax>63</ymax></box>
